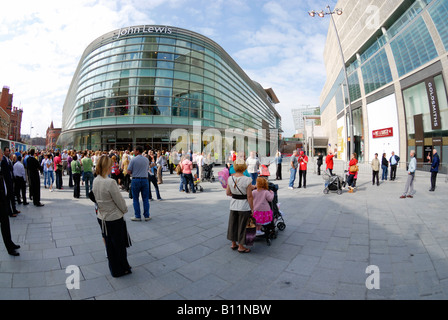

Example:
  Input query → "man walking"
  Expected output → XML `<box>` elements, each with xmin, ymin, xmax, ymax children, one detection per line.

<box><xmin>127</xmin><ymin>146</ymin><xmax>151</xmax><ymax>221</ymax></box>
<box><xmin>297</xmin><ymin>151</ymin><xmax>308</xmax><ymax>188</ymax></box>
<box><xmin>246</xmin><ymin>151</ymin><xmax>260</xmax><ymax>185</ymax></box>
<box><xmin>400</xmin><ymin>150</ymin><xmax>416</xmax><ymax>199</ymax></box>
<box><xmin>428</xmin><ymin>148</ymin><xmax>440</xmax><ymax>192</ymax></box>
<box><xmin>288</xmin><ymin>150</ymin><xmax>298</xmax><ymax>190</ymax></box>
<box><xmin>389</xmin><ymin>151</ymin><xmax>400</xmax><ymax>181</ymax></box>
<box><xmin>317</xmin><ymin>152</ymin><xmax>323</xmax><ymax>175</ymax></box>
<box><xmin>371</xmin><ymin>153</ymin><xmax>380</xmax><ymax>186</ymax></box>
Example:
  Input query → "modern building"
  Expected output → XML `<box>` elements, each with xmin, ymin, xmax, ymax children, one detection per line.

<box><xmin>58</xmin><ymin>25</ymin><xmax>282</xmax><ymax>157</ymax></box>
<box><xmin>46</xmin><ymin>121</ymin><xmax>61</xmax><ymax>150</ymax></box>
<box><xmin>319</xmin><ymin>0</ymin><xmax>448</xmax><ymax>171</ymax></box>
<box><xmin>291</xmin><ymin>106</ymin><xmax>321</xmax><ymax>132</ymax></box>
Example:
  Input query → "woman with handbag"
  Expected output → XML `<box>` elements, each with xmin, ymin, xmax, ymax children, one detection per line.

<box><xmin>92</xmin><ymin>155</ymin><xmax>132</xmax><ymax>277</ymax></box>
<box><xmin>347</xmin><ymin>152</ymin><xmax>358</xmax><ymax>193</ymax></box>
<box><xmin>226</xmin><ymin>158</ymin><xmax>254</xmax><ymax>253</ymax></box>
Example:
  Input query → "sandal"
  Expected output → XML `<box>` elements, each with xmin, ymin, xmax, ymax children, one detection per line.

<box><xmin>231</xmin><ymin>246</ymin><xmax>238</xmax><ymax>250</ymax></box>
<box><xmin>238</xmin><ymin>248</ymin><xmax>251</xmax><ymax>253</ymax></box>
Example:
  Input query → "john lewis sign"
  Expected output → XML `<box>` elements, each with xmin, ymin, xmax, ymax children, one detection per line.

<box><xmin>115</xmin><ymin>26</ymin><xmax>174</xmax><ymax>39</ymax></box>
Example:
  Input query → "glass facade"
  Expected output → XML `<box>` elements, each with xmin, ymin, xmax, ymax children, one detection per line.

<box><xmin>361</xmin><ymin>49</ymin><xmax>393</xmax><ymax>95</ymax></box>
<box><xmin>428</xmin><ymin>0</ymin><xmax>448</xmax><ymax>50</ymax></box>
<box><xmin>390</xmin><ymin>17</ymin><xmax>438</xmax><ymax>77</ymax></box>
<box><xmin>59</xmin><ymin>26</ymin><xmax>281</xmax><ymax>152</ymax></box>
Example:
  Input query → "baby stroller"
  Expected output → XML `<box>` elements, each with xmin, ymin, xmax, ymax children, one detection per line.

<box><xmin>202</xmin><ymin>163</ymin><xmax>215</xmax><ymax>182</ymax></box>
<box><xmin>323</xmin><ymin>169</ymin><xmax>345</xmax><ymax>195</ymax></box>
<box><xmin>257</xmin><ymin>182</ymin><xmax>286</xmax><ymax>246</ymax></box>
<box><xmin>193</xmin><ymin>174</ymin><xmax>204</xmax><ymax>192</ymax></box>
<box><xmin>259</xmin><ymin>161</ymin><xmax>273</xmax><ymax>180</ymax></box>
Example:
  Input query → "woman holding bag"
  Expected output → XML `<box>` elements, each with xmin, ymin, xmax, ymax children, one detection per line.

<box><xmin>347</xmin><ymin>152</ymin><xmax>358</xmax><ymax>193</ymax></box>
<box><xmin>226</xmin><ymin>158</ymin><xmax>254</xmax><ymax>253</ymax></box>
<box><xmin>92</xmin><ymin>155</ymin><xmax>132</xmax><ymax>277</ymax></box>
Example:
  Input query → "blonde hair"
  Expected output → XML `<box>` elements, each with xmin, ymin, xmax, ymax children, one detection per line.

<box><xmin>233</xmin><ymin>158</ymin><xmax>247</xmax><ymax>173</ymax></box>
<box><xmin>96</xmin><ymin>155</ymin><xmax>112</xmax><ymax>177</ymax></box>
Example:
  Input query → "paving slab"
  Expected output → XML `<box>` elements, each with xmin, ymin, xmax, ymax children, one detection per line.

<box><xmin>0</xmin><ymin>160</ymin><xmax>447</xmax><ymax>300</ymax></box>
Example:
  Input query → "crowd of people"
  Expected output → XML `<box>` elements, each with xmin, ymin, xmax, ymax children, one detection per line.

<box><xmin>0</xmin><ymin>144</ymin><xmax>442</xmax><ymax>267</ymax></box>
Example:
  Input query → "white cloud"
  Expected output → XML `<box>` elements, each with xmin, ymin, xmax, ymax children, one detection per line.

<box><xmin>0</xmin><ymin>0</ymin><xmax>334</xmax><ymax>142</ymax></box>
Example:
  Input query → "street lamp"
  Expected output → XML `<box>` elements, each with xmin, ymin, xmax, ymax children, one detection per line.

<box><xmin>309</xmin><ymin>5</ymin><xmax>354</xmax><ymax>159</ymax></box>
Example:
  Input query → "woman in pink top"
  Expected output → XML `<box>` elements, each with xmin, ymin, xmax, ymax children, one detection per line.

<box><xmin>181</xmin><ymin>157</ymin><xmax>195</xmax><ymax>193</ymax></box>
<box><xmin>252</xmin><ymin>177</ymin><xmax>274</xmax><ymax>235</ymax></box>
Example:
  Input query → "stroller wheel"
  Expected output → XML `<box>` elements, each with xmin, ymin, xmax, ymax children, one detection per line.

<box><xmin>323</xmin><ymin>188</ymin><xmax>329</xmax><ymax>194</ymax></box>
<box><xmin>266</xmin><ymin>239</ymin><xmax>271</xmax><ymax>246</ymax></box>
<box><xmin>337</xmin><ymin>189</ymin><xmax>342</xmax><ymax>195</ymax></box>
<box><xmin>277</xmin><ymin>222</ymin><xmax>286</xmax><ymax>231</ymax></box>
<box><xmin>199</xmin><ymin>186</ymin><xmax>204</xmax><ymax>192</ymax></box>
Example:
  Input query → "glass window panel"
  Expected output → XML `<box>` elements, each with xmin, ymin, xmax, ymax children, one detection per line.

<box><xmin>138</xmin><ymin>68</ymin><xmax>156</xmax><ymax>77</ymax></box>
<box><xmin>156</xmin><ymin>69</ymin><xmax>174</xmax><ymax>78</ymax></box>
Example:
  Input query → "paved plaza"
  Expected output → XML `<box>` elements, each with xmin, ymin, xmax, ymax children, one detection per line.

<box><xmin>1</xmin><ymin>160</ymin><xmax>448</xmax><ymax>300</ymax></box>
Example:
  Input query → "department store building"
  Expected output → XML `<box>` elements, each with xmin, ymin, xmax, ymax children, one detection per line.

<box><xmin>58</xmin><ymin>25</ymin><xmax>281</xmax><ymax>156</ymax></box>
<box><xmin>319</xmin><ymin>0</ymin><xmax>448</xmax><ymax>171</ymax></box>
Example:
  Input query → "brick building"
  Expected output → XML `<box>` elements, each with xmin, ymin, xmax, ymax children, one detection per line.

<box><xmin>46</xmin><ymin>121</ymin><xmax>61</xmax><ymax>150</ymax></box>
<box><xmin>0</xmin><ymin>86</ymin><xmax>23</xmax><ymax>142</ymax></box>
<box><xmin>0</xmin><ymin>86</ymin><xmax>12</xmax><ymax>139</ymax></box>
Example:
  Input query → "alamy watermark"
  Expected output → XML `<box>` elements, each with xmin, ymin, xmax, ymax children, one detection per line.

<box><xmin>169</xmin><ymin>121</ymin><xmax>279</xmax><ymax>164</ymax></box>
<box><xmin>365</xmin><ymin>265</ymin><xmax>380</xmax><ymax>290</ymax></box>
<box><xmin>66</xmin><ymin>265</ymin><xmax>80</xmax><ymax>290</ymax></box>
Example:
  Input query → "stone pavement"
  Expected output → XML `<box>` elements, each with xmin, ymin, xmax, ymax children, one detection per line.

<box><xmin>0</xmin><ymin>160</ymin><xmax>448</xmax><ymax>300</ymax></box>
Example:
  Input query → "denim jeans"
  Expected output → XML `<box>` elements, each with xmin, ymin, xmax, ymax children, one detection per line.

<box><xmin>132</xmin><ymin>178</ymin><xmax>150</xmax><ymax>218</ymax></box>
<box><xmin>83</xmin><ymin>171</ymin><xmax>94</xmax><ymax>197</ymax></box>
<box><xmin>249</xmin><ymin>172</ymin><xmax>258</xmax><ymax>185</ymax></box>
<box><xmin>46</xmin><ymin>171</ymin><xmax>54</xmax><ymax>187</ymax></box>
<box><xmin>381</xmin><ymin>165</ymin><xmax>388</xmax><ymax>180</ymax></box>
<box><xmin>148</xmin><ymin>174</ymin><xmax>162</xmax><ymax>199</ymax></box>
<box><xmin>289</xmin><ymin>168</ymin><xmax>297</xmax><ymax>187</ymax></box>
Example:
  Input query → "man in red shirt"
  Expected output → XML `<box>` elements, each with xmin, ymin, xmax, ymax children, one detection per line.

<box><xmin>54</xmin><ymin>151</ymin><xmax>63</xmax><ymax>190</ymax></box>
<box><xmin>298</xmin><ymin>151</ymin><xmax>308</xmax><ymax>188</ymax></box>
<box><xmin>326</xmin><ymin>151</ymin><xmax>335</xmax><ymax>175</ymax></box>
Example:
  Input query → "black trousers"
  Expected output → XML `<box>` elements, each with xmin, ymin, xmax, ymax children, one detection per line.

<box><xmin>317</xmin><ymin>164</ymin><xmax>322</xmax><ymax>175</ymax></box>
<box><xmin>29</xmin><ymin>175</ymin><xmax>41</xmax><ymax>205</ymax></box>
<box><xmin>430</xmin><ymin>171</ymin><xmax>438</xmax><ymax>191</ymax></box>
<box><xmin>97</xmin><ymin>218</ymin><xmax>131</xmax><ymax>278</ymax></box>
<box><xmin>56</xmin><ymin>169</ymin><xmax>63</xmax><ymax>189</ymax></box>
<box><xmin>0</xmin><ymin>209</ymin><xmax>15</xmax><ymax>252</ymax></box>
<box><xmin>372</xmin><ymin>170</ymin><xmax>379</xmax><ymax>185</ymax></box>
<box><xmin>276</xmin><ymin>163</ymin><xmax>282</xmax><ymax>180</ymax></box>
<box><xmin>5</xmin><ymin>183</ymin><xmax>17</xmax><ymax>214</ymax></box>
<box><xmin>390</xmin><ymin>165</ymin><xmax>397</xmax><ymax>180</ymax></box>
<box><xmin>298</xmin><ymin>170</ymin><xmax>307</xmax><ymax>187</ymax></box>
<box><xmin>73</xmin><ymin>173</ymin><xmax>81</xmax><ymax>198</ymax></box>
<box><xmin>14</xmin><ymin>177</ymin><xmax>27</xmax><ymax>204</ymax></box>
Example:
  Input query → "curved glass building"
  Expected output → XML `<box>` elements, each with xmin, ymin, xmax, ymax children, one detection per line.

<box><xmin>59</xmin><ymin>25</ymin><xmax>281</xmax><ymax>153</ymax></box>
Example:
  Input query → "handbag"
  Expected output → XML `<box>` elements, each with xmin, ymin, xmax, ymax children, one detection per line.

<box><xmin>175</xmin><ymin>164</ymin><xmax>182</xmax><ymax>175</ymax></box>
<box><xmin>245</xmin><ymin>217</ymin><xmax>256</xmax><ymax>247</ymax></box>
<box><xmin>349</xmin><ymin>164</ymin><xmax>358</xmax><ymax>173</ymax></box>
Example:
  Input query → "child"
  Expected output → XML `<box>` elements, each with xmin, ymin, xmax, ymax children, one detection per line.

<box><xmin>252</xmin><ymin>177</ymin><xmax>275</xmax><ymax>236</ymax></box>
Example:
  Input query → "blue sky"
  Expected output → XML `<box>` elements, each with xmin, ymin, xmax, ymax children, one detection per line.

<box><xmin>0</xmin><ymin>0</ymin><xmax>338</xmax><ymax>139</ymax></box>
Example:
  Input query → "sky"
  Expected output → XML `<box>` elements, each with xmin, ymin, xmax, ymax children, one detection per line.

<box><xmin>0</xmin><ymin>0</ymin><xmax>337</xmax><ymax>139</ymax></box>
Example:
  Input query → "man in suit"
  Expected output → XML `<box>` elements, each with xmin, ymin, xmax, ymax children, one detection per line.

<box><xmin>1</xmin><ymin>147</ymin><xmax>20</xmax><ymax>216</ymax></box>
<box><xmin>389</xmin><ymin>151</ymin><xmax>400</xmax><ymax>181</ymax></box>
<box><xmin>428</xmin><ymin>148</ymin><xmax>440</xmax><ymax>192</ymax></box>
<box><xmin>26</xmin><ymin>149</ymin><xmax>44</xmax><ymax>207</ymax></box>
<box><xmin>0</xmin><ymin>148</ymin><xmax>20</xmax><ymax>256</ymax></box>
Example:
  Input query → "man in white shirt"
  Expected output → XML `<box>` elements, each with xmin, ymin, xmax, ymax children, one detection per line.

<box><xmin>246</xmin><ymin>151</ymin><xmax>260</xmax><ymax>185</ymax></box>
<box><xmin>61</xmin><ymin>150</ymin><xmax>68</xmax><ymax>175</ymax></box>
<box><xmin>13</xmin><ymin>155</ymin><xmax>28</xmax><ymax>205</ymax></box>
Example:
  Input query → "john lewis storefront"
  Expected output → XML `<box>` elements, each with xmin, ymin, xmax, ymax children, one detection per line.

<box><xmin>58</xmin><ymin>25</ymin><xmax>281</xmax><ymax>154</ymax></box>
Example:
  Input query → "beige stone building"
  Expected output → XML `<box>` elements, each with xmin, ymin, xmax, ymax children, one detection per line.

<box><xmin>318</xmin><ymin>0</ymin><xmax>448</xmax><ymax>171</ymax></box>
